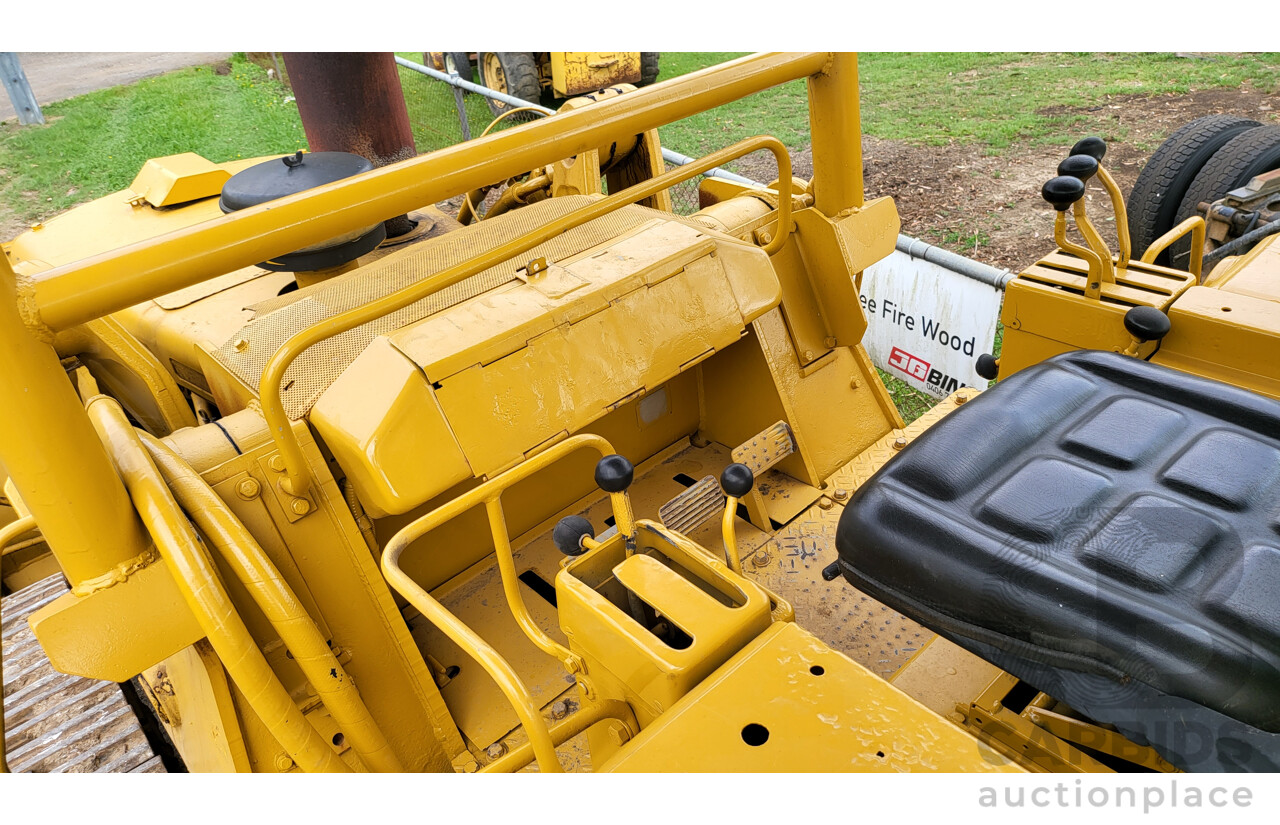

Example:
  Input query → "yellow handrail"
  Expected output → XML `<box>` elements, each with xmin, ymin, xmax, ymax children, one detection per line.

<box><xmin>381</xmin><ymin>432</ymin><xmax>629</xmax><ymax>773</ymax></box>
<box><xmin>266</xmin><ymin>135</ymin><xmax>794</xmax><ymax>496</ymax></box>
<box><xmin>0</xmin><ymin>514</ymin><xmax>39</xmax><ymax>773</ymax></box>
<box><xmin>1141</xmin><ymin>216</ymin><xmax>1206</xmax><ymax>280</ymax></box>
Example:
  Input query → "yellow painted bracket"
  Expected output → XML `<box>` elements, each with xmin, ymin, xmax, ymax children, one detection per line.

<box><xmin>29</xmin><ymin>557</ymin><xmax>205</xmax><ymax>683</ymax></box>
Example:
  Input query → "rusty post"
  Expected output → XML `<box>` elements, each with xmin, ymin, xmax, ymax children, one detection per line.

<box><xmin>282</xmin><ymin>52</ymin><xmax>418</xmax><ymax>236</ymax></box>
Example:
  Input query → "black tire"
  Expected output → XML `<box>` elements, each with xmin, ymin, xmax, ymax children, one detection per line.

<box><xmin>639</xmin><ymin>52</ymin><xmax>660</xmax><ymax>86</ymax></box>
<box><xmin>443</xmin><ymin>52</ymin><xmax>473</xmax><ymax>81</ymax></box>
<box><xmin>1166</xmin><ymin>124</ymin><xmax>1280</xmax><ymax>270</ymax></box>
<box><xmin>1126</xmin><ymin>114</ymin><xmax>1260</xmax><ymax>263</ymax></box>
<box><xmin>478</xmin><ymin>52</ymin><xmax>540</xmax><ymax>115</ymax></box>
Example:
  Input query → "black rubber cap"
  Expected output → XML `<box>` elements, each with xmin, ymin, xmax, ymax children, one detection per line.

<box><xmin>1042</xmin><ymin>176</ymin><xmax>1086</xmax><ymax>211</ymax></box>
<box><xmin>219</xmin><ymin>151</ymin><xmax>375</xmax><ymax>213</ymax></box>
<box><xmin>1124</xmin><ymin>306</ymin><xmax>1172</xmax><ymax>342</ymax></box>
<box><xmin>720</xmin><ymin>463</ymin><xmax>755</xmax><ymax>498</ymax></box>
<box><xmin>552</xmin><ymin>515</ymin><xmax>594</xmax><ymax>556</ymax></box>
<box><xmin>1058</xmin><ymin>154</ymin><xmax>1099</xmax><ymax>182</ymax></box>
<box><xmin>821</xmin><ymin>561</ymin><xmax>842</xmax><ymax>582</ymax></box>
<box><xmin>976</xmin><ymin>353</ymin><xmax>1000</xmax><ymax>381</ymax></box>
<box><xmin>594</xmin><ymin>455</ymin><xmax>634</xmax><ymax>493</ymax></box>
<box><xmin>1071</xmin><ymin>136</ymin><xmax>1108</xmax><ymax>161</ymax></box>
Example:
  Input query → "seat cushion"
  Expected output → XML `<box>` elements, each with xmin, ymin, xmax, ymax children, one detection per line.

<box><xmin>834</xmin><ymin>350</ymin><xmax>1280</xmax><ymax>768</ymax></box>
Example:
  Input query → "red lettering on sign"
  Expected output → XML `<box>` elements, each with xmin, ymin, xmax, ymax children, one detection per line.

<box><xmin>888</xmin><ymin>347</ymin><xmax>931</xmax><ymax>381</ymax></box>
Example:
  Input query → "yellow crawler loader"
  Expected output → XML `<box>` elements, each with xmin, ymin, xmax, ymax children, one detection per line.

<box><xmin>2</xmin><ymin>52</ymin><xmax>1277</xmax><ymax>774</ymax></box>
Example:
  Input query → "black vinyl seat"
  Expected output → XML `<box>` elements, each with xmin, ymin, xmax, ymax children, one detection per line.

<box><xmin>835</xmin><ymin>350</ymin><xmax>1280</xmax><ymax>771</ymax></box>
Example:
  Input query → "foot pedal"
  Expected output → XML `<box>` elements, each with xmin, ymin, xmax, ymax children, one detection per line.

<box><xmin>731</xmin><ymin>421</ymin><xmax>795</xmax><ymax>475</ymax></box>
<box><xmin>659</xmin><ymin>422</ymin><xmax>797</xmax><ymax>536</ymax></box>
<box><xmin>659</xmin><ymin>474</ymin><xmax>725</xmax><ymax>536</ymax></box>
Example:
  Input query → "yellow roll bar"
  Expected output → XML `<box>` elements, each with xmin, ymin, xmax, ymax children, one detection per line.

<box><xmin>265</xmin><ymin>135</ymin><xmax>794</xmax><ymax>496</ymax></box>
<box><xmin>382</xmin><ymin>433</ymin><xmax>629</xmax><ymax>773</ymax></box>
<box><xmin>1141</xmin><ymin>216</ymin><xmax>1206</xmax><ymax>280</ymax></box>
<box><xmin>22</xmin><ymin>52</ymin><xmax>835</xmax><ymax>333</ymax></box>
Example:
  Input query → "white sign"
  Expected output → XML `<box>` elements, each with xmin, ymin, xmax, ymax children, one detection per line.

<box><xmin>858</xmin><ymin>250</ymin><xmax>1002</xmax><ymax>400</ymax></box>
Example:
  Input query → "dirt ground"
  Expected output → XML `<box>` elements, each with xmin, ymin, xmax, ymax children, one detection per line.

<box><xmin>736</xmin><ymin>84</ymin><xmax>1280</xmax><ymax>274</ymax></box>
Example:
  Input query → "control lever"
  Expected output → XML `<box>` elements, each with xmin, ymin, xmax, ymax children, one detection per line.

<box><xmin>1057</xmin><ymin>154</ymin><xmax>1116</xmax><ymax>289</ymax></box>
<box><xmin>719</xmin><ymin>463</ymin><xmax>754</xmax><ymax>575</ymax></box>
<box><xmin>1042</xmin><ymin>175</ymin><xmax>1108</xmax><ymax>300</ymax></box>
<box><xmin>975</xmin><ymin>353</ymin><xmax>1000</xmax><ymax>381</ymax></box>
<box><xmin>1071</xmin><ymin>136</ymin><xmax>1131</xmax><ymax>266</ymax></box>
<box><xmin>552</xmin><ymin>515</ymin><xmax>596</xmax><ymax>557</ymax></box>
<box><xmin>593</xmin><ymin>454</ymin><xmax>648</xmax><ymax>625</ymax></box>
<box><xmin>1120</xmin><ymin>306</ymin><xmax>1171</xmax><ymax>358</ymax></box>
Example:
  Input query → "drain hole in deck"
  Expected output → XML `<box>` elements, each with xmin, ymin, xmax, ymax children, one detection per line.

<box><xmin>810</xmin><ymin>665</ymin><xmax>825</xmax><ymax>676</ymax></box>
<box><xmin>673</xmin><ymin>473</ymin><xmax>698</xmax><ymax>487</ymax></box>
<box><xmin>741</xmin><ymin>723</ymin><xmax>769</xmax><ymax>746</ymax></box>
<box><xmin>518</xmin><ymin>570</ymin><xmax>558</xmax><ymax>607</ymax></box>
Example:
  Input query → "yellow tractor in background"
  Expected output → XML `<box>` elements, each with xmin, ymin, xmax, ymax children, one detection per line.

<box><xmin>2</xmin><ymin>52</ymin><xmax>1278</xmax><ymax>774</ymax></box>
<box><xmin>425</xmin><ymin>51</ymin><xmax>660</xmax><ymax>113</ymax></box>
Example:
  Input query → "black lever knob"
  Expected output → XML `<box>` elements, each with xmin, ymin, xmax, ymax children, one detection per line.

<box><xmin>1070</xmin><ymin>134</ymin><xmax>1111</xmax><ymax>159</ymax></box>
<box><xmin>821</xmin><ymin>561</ymin><xmax>842</xmax><ymax>582</ymax></box>
<box><xmin>1071</xmin><ymin>137</ymin><xmax>1107</xmax><ymax>162</ymax></box>
<box><xmin>594</xmin><ymin>454</ymin><xmax>634</xmax><ymax>493</ymax></box>
<box><xmin>553</xmin><ymin>515</ymin><xmax>595</xmax><ymax>556</ymax></box>
<box><xmin>720</xmin><ymin>463</ymin><xmax>755</xmax><ymax>498</ymax></box>
<box><xmin>1042</xmin><ymin>176</ymin><xmax>1086</xmax><ymax>212</ymax></box>
<box><xmin>1058</xmin><ymin>154</ymin><xmax>1099</xmax><ymax>182</ymax></box>
<box><xmin>1123</xmin><ymin>306</ymin><xmax>1171</xmax><ymax>342</ymax></box>
<box><xmin>975</xmin><ymin>353</ymin><xmax>1000</xmax><ymax>381</ymax></box>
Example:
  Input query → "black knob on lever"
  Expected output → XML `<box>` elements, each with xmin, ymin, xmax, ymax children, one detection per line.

<box><xmin>1071</xmin><ymin>137</ymin><xmax>1107</xmax><ymax>161</ymax></box>
<box><xmin>1042</xmin><ymin>176</ymin><xmax>1086</xmax><ymax>212</ymax></box>
<box><xmin>553</xmin><ymin>515</ymin><xmax>595</xmax><ymax>557</ymax></box>
<box><xmin>1123</xmin><ymin>306</ymin><xmax>1172</xmax><ymax>342</ymax></box>
<box><xmin>821</xmin><ymin>561</ymin><xmax>842</xmax><ymax>582</ymax></box>
<box><xmin>1058</xmin><ymin>154</ymin><xmax>1099</xmax><ymax>183</ymax></box>
<box><xmin>594</xmin><ymin>455</ymin><xmax>634</xmax><ymax>493</ymax></box>
<box><xmin>975</xmin><ymin>353</ymin><xmax>1000</xmax><ymax>380</ymax></box>
<box><xmin>720</xmin><ymin>463</ymin><xmax>755</xmax><ymax>498</ymax></box>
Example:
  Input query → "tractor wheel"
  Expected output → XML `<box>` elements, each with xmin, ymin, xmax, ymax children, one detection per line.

<box><xmin>478</xmin><ymin>52</ymin><xmax>540</xmax><ymax>115</ymax></box>
<box><xmin>1168</xmin><ymin>124</ymin><xmax>1280</xmax><ymax>270</ymax></box>
<box><xmin>639</xmin><ymin>52</ymin><xmax>660</xmax><ymax>86</ymax></box>
<box><xmin>443</xmin><ymin>52</ymin><xmax>473</xmax><ymax>81</ymax></box>
<box><xmin>1126</xmin><ymin>114</ymin><xmax>1260</xmax><ymax>263</ymax></box>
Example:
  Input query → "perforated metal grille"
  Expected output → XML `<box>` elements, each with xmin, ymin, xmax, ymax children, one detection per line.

<box><xmin>213</xmin><ymin>196</ymin><xmax>675</xmax><ymax>420</ymax></box>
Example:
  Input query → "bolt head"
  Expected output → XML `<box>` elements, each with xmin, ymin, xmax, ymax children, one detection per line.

<box><xmin>818</xmin><ymin>496</ymin><xmax>835</xmax><ymax>510</ymax></box>
<box><xmin>291</xmin><ymin>498</ymin><xmax>311</xmax><ymax>516</ymax></box>
<box><xmin>274</xmin><ymin>753</ymin><xmax>294</xmax><ymax>772</ymax></box>
<box><xmin>954</xmin><ymin>392</ymin><xmax>969</xmax><ymax>404</ymax></box>
<box><xmin>833</xmin><ymin>488</ymin><xmax>849</xmax><ymax>502</ymax></box>
<box><xmin>233</xmin><ymin>338</ymin><xmax>249</xmax><ymax>352</ymax></box>
<box><xmin>550</xmin><ymin>700</ymin><xmax>569</xmax><ymax>720</ymax></box>
<box><xmin>893</xmin><ymin>437</ymin><xmax>908</xmax><ymax>450</ymax></box>
<box><xmin>850</xmin><ymin>377</ymin><xmax>860</xmax><ymax>389</ymax></box>
<box><xmin>236</xmin><ymin>477</ymin><xmax>261</xmax><ymax>500</ymax></box>
<box><xmin>751</xmin><ymin>551</ymin><xmax>771</xmax><ymax>568</ymax></box>
<box><xmin>268</xmin><ymin>455</ymin><xmax>286</xmax><ymax>472</ymax></box>
<box><xmin>486</xmin><ymin>742</ymin><xmax>507</xmax><ymax>760</ymax></box>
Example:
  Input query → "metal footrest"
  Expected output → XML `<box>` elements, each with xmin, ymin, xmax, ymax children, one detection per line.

<box><xmin>658</xmin><ymin>475</ymin><xmax>724</xmax><ymax>536</ymax></box>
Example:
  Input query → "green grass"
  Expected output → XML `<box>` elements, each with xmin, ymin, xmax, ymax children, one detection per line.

<box><xmin>652</xmin><ymin>52</ymin><xmax>1280</xmax><ymax>152</ymax></box>
<box><xmin>0</xmin><ymin>54</ymin><xmax>304</xmax><ymax>222</ymax></box>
